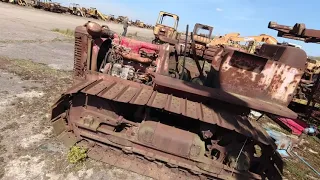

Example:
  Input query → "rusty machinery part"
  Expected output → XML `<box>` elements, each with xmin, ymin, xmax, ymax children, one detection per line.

<box><xmin>269</xmin><ymin>22</ymin><xmax>320</xmax><ymax>108</ymax></box>
<box><xmin>293</xmin><ymin>58</ymin><xmax>320</xmax><ymax>103</ymax></box>
<box><xmin>51</xmin><ymin>21</ymin><xmax>309</xmax><ymax>180</ymax></box>
<box><xmin>178</xmin><ymin>23</ymin><xmax>215</xmax><ymax>61</ymax></box>
<box><xmin>268</xmin><ymin>21</ymin><xmax>320</xmax><ymax>43</ymax></box>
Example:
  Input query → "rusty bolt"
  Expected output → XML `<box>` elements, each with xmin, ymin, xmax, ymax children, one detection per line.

<box><xmin>83</xmin><ymin>115</ymin><xmax>94</xmax><ymax>126</ymax></box>
<box><xmin>201</xmin><ymin>130</ymin><xmax>213</xmax><ymax>139</ymax></box>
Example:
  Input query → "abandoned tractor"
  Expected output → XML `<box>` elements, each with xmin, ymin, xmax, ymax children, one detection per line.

<box><xmin>179</xmin><ymin>23</ymin><xmax>217</xmax><ymax>62</ymax></box>
<box><xmin>152</xmin><ymin>11</ymin><xmax>180</xmax><ymax>45</ymax></box>
<box><xmin>51</xmin><ymin>22</ymin><xmax>308</xmax><ymax>180</ymax></box>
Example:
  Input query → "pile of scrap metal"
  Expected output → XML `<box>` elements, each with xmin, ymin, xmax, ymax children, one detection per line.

<box><xmin>116</xmin><ymin>16</ymin><xmax>127</xmax><ymax>23</ymax></box>
<box><xmin>269</xmin><ymin>21</ymin><xmax>320</xmax><ymax>120</ymax></box>
<box><xmin>50</xmin><ymin>21</ymin><xmax>310</xmax><ymax>180</ymax></box>
<box><xmin>67</xmin><ymin>4</ymin><xmax>107</xmax><ymax>21</ymax></box>
<box><xmin>132</xmin><ymin>20</ymin><xmax>146</xmax><ymax>28</ymax></box>
<box><xmin>131</xmin><ymin>20</ymin><xmax>153</xmax><ymax>29</ymax></box>
<box><xmin>1</xmin><ymin>0</ymin><xmax>31</xmax><ymax>6</ymax></box>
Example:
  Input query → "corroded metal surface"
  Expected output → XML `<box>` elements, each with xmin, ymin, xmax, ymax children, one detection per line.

<box><xmin>207</xmin><ymin>44</ymin><xmax>307</xmax><ymax>107</ymax></box>
<box><xmin>154</xmin><ymin>74</ymin><xmax>298</xmax><ymax>119</ymax></box>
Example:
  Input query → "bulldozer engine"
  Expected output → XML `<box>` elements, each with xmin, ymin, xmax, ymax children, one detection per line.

<box><xmin>51</xmin><ymin>22</ymin><xmax>308</xmax><ymax>180</ymax></box>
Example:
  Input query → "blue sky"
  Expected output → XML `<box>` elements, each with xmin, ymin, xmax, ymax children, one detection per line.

<box><xmin>58</xmin><ymin>0</ymin><xmax>320</xmax><ymax>56</ymax></box>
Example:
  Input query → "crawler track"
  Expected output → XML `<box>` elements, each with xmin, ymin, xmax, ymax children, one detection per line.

<box><xmin>51</xmin><ymin>74</ymin><xmax>282</xmax><ymax>180</ymax></box>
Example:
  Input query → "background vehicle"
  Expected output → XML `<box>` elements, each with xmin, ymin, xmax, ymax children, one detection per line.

<box><xmin>68</xmin><ymin>3</ymin><xmax>85</xmax><ymax>17</ymax></box>
<box><xmin>152</xmin><ymin>11</ymin><xmax>179</xmax><ymax>44</ymax></box>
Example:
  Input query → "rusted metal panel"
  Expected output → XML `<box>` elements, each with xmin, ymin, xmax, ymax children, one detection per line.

<box><xmin>101</xmin><ymin>83</ymin><xmax>128</xmax><ymax>100</ymax></box>
<box><xmin>82</xmin><ymin>79</ymin><xmax>115</xmax><ymax>95</ymax></box>
<box><xmin>116</xmin><ymin>86</ymin><xmax>140</xmax><ymax>103</ymax></box>
<box><xmin>208</xmin><ymin>45</ymin><xmax>306</xmax><ymax>107</ymax></box>
<box><xmin>129</xmin><ymin>89</ymin><xmax>152</xmax><ymax>105</ymax></box>
<box><xmin>148</xmin><ymin>92</ymin><xmax>168</xmax><ymax>109</ymax></box>
<box><xmin>65</xmin><ymin>79</ymin><xmax>98</xmax><ymax>94</ymax></box>
<box><xmin>154</xmin><ymin>74</ymin><xmax>298</xmax><ymax>119</ymax></box>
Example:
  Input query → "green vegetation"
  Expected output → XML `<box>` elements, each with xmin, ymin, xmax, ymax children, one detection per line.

<box><xmin>51</xmin><ymin>28</ymin><xmax>75</xmax><ymax>37</ymax></box>
<box><xmin>67</xmin><ymin>146</ymin><xmax>88</xmax><ymax>164</ymax></box>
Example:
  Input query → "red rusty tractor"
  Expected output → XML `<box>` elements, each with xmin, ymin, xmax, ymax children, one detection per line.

<box><xmin>51</xmin><ymin>21</ymin><xmax>308</xmax><ymax>180</ymax></box>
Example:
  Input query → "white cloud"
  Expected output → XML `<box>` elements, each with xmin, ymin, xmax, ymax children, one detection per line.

<box><xmin>216</xmin><ymin>8</ymin><xmax>223</xmax><ymax>12</ymax></box>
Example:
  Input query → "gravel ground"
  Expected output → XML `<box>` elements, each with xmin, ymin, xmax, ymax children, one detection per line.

<box><xmin>0</xmin><ymin>2</ymin><xmax>153</xmax><ymax>71</ymax></box>
<box><xmin>0</xmin><ymin>2</ymin><xmax>154</xmax><ymax>180</ymax></box>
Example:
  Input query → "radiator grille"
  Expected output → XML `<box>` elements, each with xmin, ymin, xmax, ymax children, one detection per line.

<box><xmin>74</xmin><ymin>32</ymin><xmax>87</xmax><ymax>78</ymax></box>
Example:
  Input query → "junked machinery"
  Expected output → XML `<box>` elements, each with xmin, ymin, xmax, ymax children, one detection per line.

<box><xmin>152</xmin><ymin>11</ymin><xmax>180</xmax><ymax>45</ymax></box>
<box><xmin>68</xmin><ymin>3</ymin><xmax>85</xmax><ymax>17</ymax></box>
<box><xmin>32</xmin><ymin>0</ymin><xmax>67</xmax><ymax>13</ymax></box>
<box><xmin>269</xmin><ymin>21</ymin><xmax>320</xmax><ymax>119</ymax></box>
<box><xmin>51</xmin><ymin>21</ymin><xmax>308</xmax><ymax>179</ymax></box>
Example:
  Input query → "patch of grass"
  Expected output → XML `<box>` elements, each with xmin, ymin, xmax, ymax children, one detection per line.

<box><xmin>0</xmin><ymin>57</ymin><xmax>71</xmax><ymax>82</ymax></box>
<box><xmin>68</xmin><ymin>146</ymin><xmax>88</xmax><ymax>164</ymax></box>
<box><xmin>284</xmin><ymin>159</ymin><xmax>311</xmax><ymax>180</ymax></box>
<box><xmin>51</xmin><ymin>28</ymin><xmax>75</xmax><ymax>37</ymax></box>
<box><xmin>0</xmin><ymin>56</ymin><xmax>72</xmax><ymax>115</ymax></box>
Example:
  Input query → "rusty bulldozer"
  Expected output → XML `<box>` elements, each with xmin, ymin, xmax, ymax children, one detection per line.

<box><xmin>51</xmin><ymin>21</ymin><xmax>310</xmax><ymax>180</ymax></box>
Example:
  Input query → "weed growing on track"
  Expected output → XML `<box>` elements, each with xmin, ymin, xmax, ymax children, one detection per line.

<box><xmin>68</xmin><ymin>146</ymin><xmax>88</xmax><ymax>164</ymax></box>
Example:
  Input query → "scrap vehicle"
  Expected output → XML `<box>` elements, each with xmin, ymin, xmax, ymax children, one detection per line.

<box><xmin>68</xmin><ymin>3</ymin><xmax>85</xmax><ymax>17</ymax></box>
<box><xmin>177</xmin><ymin>23</ymin><xmax>216</xmax><ymax>79</ymax></box>
<box><xmin>85</xmin><ymin>7</ymin><xmax>106</xmax><ymax>21</ymax></box>
<box><xmin>17</xmin><ymin>0</ymin><xmax>29</xmax><ymax>6</ymax></box>
<box><xmin>33</xmin><ymin>0</ymin><xmax>67</xmax><ymax>13</ymax></box>
<box><xmin>2</xmin><ymin>0</ymin><xmax>30</xmax><ymax>5</ymax></box>
<box><xmin>133</xmin><ymin>20</ymin><xmax>146</xmax><ymax>28</ymax></box>
<box><xmin>208</xmin><ymin>32</ymin><xmax>241</xmax><ymax>47</ymax></box>
<box><xmin>152</xmin><ymin>11</ymin><xmax>180</xmax><ymax>45</ymax></box>
<box><xmin>268</xmin><ymin>21</ymin><xmax>320</xmax><ymax>118</ymax></box>
<box><xmin>228</xmin><ymin>34</ymin><xmax>278</xmax><ymax>54</ymax></box>
<box><xmin>293</xmin><ymin>58</ymin><xmax>320</xmax><ymax>105</ymax></box>
<box><xmin>116</xmin><ymin>16</ymin><xmax>127</xmax><ymax>23</ymax></box>
<box><xmin>108</xmin><ymin>14</ymin><xmax>115</xmax><ymax>22</ymax></box>
<box><xmin>51</xmin><ymin>21</ymin><xmax>309</xmax><ymax>180</ymax></box>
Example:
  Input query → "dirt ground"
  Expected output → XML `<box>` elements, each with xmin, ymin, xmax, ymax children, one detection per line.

<box><xmin>0</xmin><ymin>2</ymin><xmax>153</xmax><ymax>180</ymax></box>
<box><xmin>0</xmin><ymin>2</ymin><xmax>153</xmax><ymax>71</ymax></box>
<box><xmin>0</xmin><ymin>2</ymin><xmax>319</xmax><ymax>180</ymax></box>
